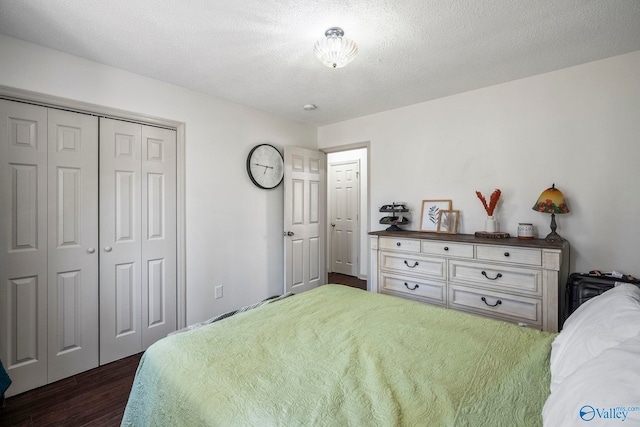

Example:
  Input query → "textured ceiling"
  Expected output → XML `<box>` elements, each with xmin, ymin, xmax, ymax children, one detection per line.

<box><xmin>0</xmin><ymin>0</ymin><xmax>639</xmax><ymax>126</ymax></box>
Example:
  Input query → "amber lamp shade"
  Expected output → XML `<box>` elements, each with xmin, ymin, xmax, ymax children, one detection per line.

<box><xmin>532</xmin><ymin>184</ymin><xmax>569</xmax><ymax>242</ymax></box>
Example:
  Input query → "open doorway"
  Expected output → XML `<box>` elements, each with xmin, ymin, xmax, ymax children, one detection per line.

<box><xmin>326</xmin><ymin>147</ymin><xmax>369</xmax><ymax>290</ymax></box>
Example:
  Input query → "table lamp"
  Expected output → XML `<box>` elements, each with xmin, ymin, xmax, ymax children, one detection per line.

<box><xmin>532</xmin><ymin>184</ymin><xmax>569</xmax><ymax>242</ymax></box>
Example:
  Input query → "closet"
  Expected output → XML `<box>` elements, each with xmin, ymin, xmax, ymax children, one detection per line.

<box><xmin>0</xmin><ymin>99</ymin><xmax>177</xmax><ymax>396</ymax></box>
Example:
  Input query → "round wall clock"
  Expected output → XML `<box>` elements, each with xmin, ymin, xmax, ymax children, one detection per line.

<box><xmin>246</xmin><ymin>144</ymin><xmax>284</xmax><ymax>189</ymax></box>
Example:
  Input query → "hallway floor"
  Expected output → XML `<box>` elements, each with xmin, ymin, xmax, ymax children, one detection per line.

<box><xmin>328</xmin><ymin>272</ymin><xmax>367</xmax><ymax>290</ymax></box>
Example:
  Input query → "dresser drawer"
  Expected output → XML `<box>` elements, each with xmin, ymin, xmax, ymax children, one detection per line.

<box><xmin>448</xmin><ymin>284</ymin><xmax>542</xmax><ymax>327</ymax></box>
<box><xmin>379</xmin><ymin>237</ymin><xmax>421</xmax><ymax>253</ymax></box>
<box><xmin>380</xmin><ymin>251</ymin><xmax>446</xmax><ymax>279</ymax></box>
<box><xmin>421</xmin><ymin>241</ymin><xmax>473</xmax><ymax>258</ymax></box>
<box><xmin>476</xmin><ymin>245</ymin><xmax>541</xmax><ymax>266</ymax></box>
<box><xmin>448</xmin><ymin>260</ymin><xmax>542</xmax><ymax>296</ymax></box>
<box><xmin>380</xmin><ymin>273</ymin><xmax>445</xmax><ymax>305</ymax></box>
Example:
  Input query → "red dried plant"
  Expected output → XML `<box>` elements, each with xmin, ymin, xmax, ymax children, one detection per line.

<box><xmin>476</xmin><ymin>189</ymin><xmax>501</xmax><ymax>216</ymax></box>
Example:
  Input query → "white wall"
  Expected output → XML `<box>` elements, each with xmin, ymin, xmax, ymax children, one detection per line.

<box><xmin>318</xmin><ymin>50</ymin><xmax>640</xmax><ymax>277</ymax></box>
<box><xmin>3</xmin><ymin>33</ymin><xmax>639</xmax><ymax>320</ymax></box>
<box><xmin>0</xmin><ymin>35</ymin><xmax>317</xmax><ymax>325</ymax></box>
<box><xmin>327</xmin><ymin>148</ymin><xmax>369</xmax><ymax>279</ymax></box>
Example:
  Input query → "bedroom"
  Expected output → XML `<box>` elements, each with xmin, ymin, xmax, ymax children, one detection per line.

<box><xmin>0</xmin><ymin>0</ymin><xmax>639</xmax><ymax>425</ymax></box>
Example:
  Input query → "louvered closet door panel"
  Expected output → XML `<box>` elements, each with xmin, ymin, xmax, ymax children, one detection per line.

<box><xmin>99</xmin><ymin>118</ymin><xmax>143</xmax><ymax>365</ymax></box>
<box><xmin>0</xmin><ymin>100</ymin><xmax>48</xmax><ymax>396</ymax></box>
<box><xmin>47</xmin><ymin>109</ymin><xmax>99</xmax><ymax>382</ymax></box>
<box><xmin>141</xmin><ymin>125</ymin><xmax>177</xmax><ymax>349</ymax></box>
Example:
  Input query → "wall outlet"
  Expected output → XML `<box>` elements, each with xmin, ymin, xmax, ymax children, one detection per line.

<box><xmin>214</xmin><ymin>285</ymin><xmax>223</xmax><ymax>299</ymax></box>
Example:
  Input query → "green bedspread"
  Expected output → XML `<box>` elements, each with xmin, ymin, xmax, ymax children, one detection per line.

<box><xmin>121</xmin><ymin>285</ymin><xmax>555</xmax><ymax>426</ymax></box>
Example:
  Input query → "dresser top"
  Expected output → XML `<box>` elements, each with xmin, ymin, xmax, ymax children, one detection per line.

<box><xmin>369</xmin><ymin>230</ymin><xmax>566</xmax><ymax>250</ymax></box>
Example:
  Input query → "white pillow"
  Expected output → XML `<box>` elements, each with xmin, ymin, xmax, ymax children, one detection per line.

<box><xmin>543</xmin><ymin>333</ymin><xmax>640</xmax><ymax>426</ymax></box>
<box><xmin>549</xmin><ymin>283</ymin><xmax>640</xmax><ymax>392</ymax></box>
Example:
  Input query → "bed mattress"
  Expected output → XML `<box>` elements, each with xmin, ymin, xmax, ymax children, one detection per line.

<box><xmin>122</xmin><ymin>285</ymin><xmax>554</xmax><ymax>426</ymax></box>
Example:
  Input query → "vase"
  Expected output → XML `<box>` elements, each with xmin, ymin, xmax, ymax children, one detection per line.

<box><xmin>485</xmin><ymin>216</ymin><xmax>497</xmax><ymax>233</ymax></box>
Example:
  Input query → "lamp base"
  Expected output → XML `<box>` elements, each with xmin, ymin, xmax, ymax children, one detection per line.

<box><xmin>545</xmin><ymin>213</ymin><xmax>564</xmax><ymax>242</ymax></box>
<box><xmin>544</xmin><ymin>230</ymin><xmax>564</xmax><ymax>242</ymax></box>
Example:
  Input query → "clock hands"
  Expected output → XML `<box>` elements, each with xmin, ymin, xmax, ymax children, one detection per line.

<box><xmin>253</xmin><ymin>163</ymin><xmax>273</xmax><ymax>169</ymax></box>
<box><xmin>253</xmin><ymin>163</ymin><xmax>274</xmax><ymax>174</ymax></box>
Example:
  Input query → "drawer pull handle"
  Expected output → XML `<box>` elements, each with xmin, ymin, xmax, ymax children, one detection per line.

<box><xmin>481</xmin><ymin>271</ymin><xmax>503</xmax><ymax>280</ymax></box>
<box><xmin>404</xmin><ymin>260</ymin><xmax>419</xmax><ymax>268</ymax></box>
<box><xmin>504</xmin><ymin>252</ymin><xmax>510</xmax><ymax>257</ymax></box>
<box><xmin>397</xmin><ymin>242</ymin><xmax>401</xmax><ymax>247</ymax></box>
<box><xmin>481</xmin><ymin>297</ymin><xmax>502</xmax><ymax>307</ymax></box>
<box><xmin>444</xmin><ymin>246</ymin><xmax>449</xmax><ymax>251</ymax></box>
<box><xmin>404</xmin><ymin>282</ymin><xmax>419</xmax><ymax>291</ymax></box>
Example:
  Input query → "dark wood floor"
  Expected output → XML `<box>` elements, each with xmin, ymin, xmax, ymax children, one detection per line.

<box><xmin>1</xmin><ymin>275</ymin><xmax>366</xmax><ymax>426</ymax></box>
<box><xmin>0</xmin><ymin>353</ymin><xmax>142</xmax><ymax>427</ymax></box>
<box><xmin>328</xmin><ymin>272</ymin><xmax>367</xmax><ymax>290</ymax></box>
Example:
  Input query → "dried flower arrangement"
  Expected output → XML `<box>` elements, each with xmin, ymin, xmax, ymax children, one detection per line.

<box><xmin>476</xmin><ymin>189</ymin><xmax>501</xmax><ymax>217</ymax></box>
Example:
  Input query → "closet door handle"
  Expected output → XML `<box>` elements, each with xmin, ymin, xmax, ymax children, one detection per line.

<box><xmin>104</xmin><ymin>246</ymin><xmax>112</xmax><ymax>252</ymax></box>
<box><xmin>87</xmin><ymin>248</ymin><xmax>95</xmax><ymax>254</ymax></box>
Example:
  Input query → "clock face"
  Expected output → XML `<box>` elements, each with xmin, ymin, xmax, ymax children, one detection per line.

<box><xmin>246</xmin><ymin>144</ymin><xmax>284</xmax><ymax>189</ymax></box>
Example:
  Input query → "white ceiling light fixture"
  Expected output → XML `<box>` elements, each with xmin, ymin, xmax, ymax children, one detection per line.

<box><xmin>314</xmin><ymin>27</ymin><xmax>358</xmax><ymax>69</ymax></box>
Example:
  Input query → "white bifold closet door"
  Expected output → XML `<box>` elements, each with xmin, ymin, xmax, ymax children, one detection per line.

<box><xmin>46</xmin><ymin>109</ymin><xmax>99</xmax><ymax>382</ymax></box>
<box><xmin>0</xmin><ymin>100</ymin><xmax>99</xmax><ymax>395</ymax></box>
<box><xmin>0</xmin><ymin>100</ymin><xmax>177</xmax><ymax>396</ymax></box>
<box><xmin>99</xmin><ymin>118</ymin><xmax>177</xmax><ymax>365</ymax></box>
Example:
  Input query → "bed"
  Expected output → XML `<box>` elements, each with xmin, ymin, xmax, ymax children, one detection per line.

<box><xmin>121</xmin><ymin>283</ymin><xmax>640</xmax><ymax>426</ymax></box>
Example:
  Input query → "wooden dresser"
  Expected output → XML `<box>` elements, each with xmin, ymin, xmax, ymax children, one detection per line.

<box><xmin>369</xmin><ymin>231</ymin><xmax>567</xmax><ymax>332</ymax></box>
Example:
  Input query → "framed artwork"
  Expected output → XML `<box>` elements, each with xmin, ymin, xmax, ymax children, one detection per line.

<box><xmin>437</xmin><ymin>210</ymin><xmax>460</xmax><ymax>234</ymax></box>
<box><xmin>419</xmin><ymin>200</ymin><xmax>452</xmax><ymax>232</ymax></box>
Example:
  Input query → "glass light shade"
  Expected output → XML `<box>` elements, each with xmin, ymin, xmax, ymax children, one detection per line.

<box><xmin>314</xmin><ymin>27</ymin><xmax>358</xmax><ymax>69</ymax></box>
<box><xmin>532</xmin><ymin>184</ymin><xmax>570</xmax><ymax>214</ymax></box>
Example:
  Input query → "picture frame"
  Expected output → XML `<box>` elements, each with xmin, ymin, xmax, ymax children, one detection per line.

<box><xmin>437</xmin><ymin>210</ymin><xmax>460</xmax><ymax>234</ymax></box>
<box><xmin>419</xmin><ymin>200</ymin><xmax>452</xmax><ymax>232</ymax></box>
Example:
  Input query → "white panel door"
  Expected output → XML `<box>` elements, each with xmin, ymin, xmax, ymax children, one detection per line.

<box><xmin>141</xmin><ymin>125</ymin><xmax>177</xmax><ymax>349</ymax></box>
<box><xmin>99</xmin><ymin>118</ymin><xmax>143</xmax><ymax>365</ymax></box>
<box><xmin>329</xmin><ymin>161</ymin><xmax>359</xmax><ymax>277</ymax></box>
<box><xmin>100</xmin><ymin>119</ymin><xmax>176</xmax><ymax>363</ymax></box>
<box><xmin>284</xmin><ymin>147</ymin><xmax>326</xmax><ymax>294</ymax></box>
<box><xmin>0</xmin><ymin>100</ymin><xmax>49</xmax><ymax>396</ymax></box>
<box><xmin>46</xmin><ymin>109</ymin><xmax>99</xmax><ymax>382</ymax></box>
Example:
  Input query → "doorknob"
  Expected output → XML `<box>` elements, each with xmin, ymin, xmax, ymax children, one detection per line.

<box><xmin>87</xmin><ymin>248</ymin><xmax>95</xmax><ymax>254</ymax></box>
<box><xmin>331</xmin><ymin>223</ymin><xmax>335</xmax><ymax>227</ymax></box>
<box><xmin>104</xmin><ymin>246</ymin><xmax>112</xmax><ymax>252</ymax></box>
<box><xmin>283</xmin><ymin>231</ymin><xmax>294</xmax><ymax>236</ymax></box>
